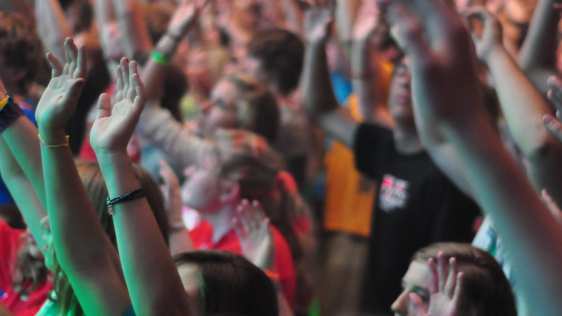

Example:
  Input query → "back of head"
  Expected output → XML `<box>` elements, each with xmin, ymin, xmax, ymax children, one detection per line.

<box><xmin>0</xmin><ymin>11</ymin><xmax>43</xmax><ymax>95</ymax></box>
<box><xmin>248</xmin><ymin>29</ymin><xmax>304</xmax><ymax>96</ymax></box>
<box><xmin>174</xmin><ymin>251</ymin><xmax>278</xmax><ymax>316</ymax></box>
<box><xmin>413</xmin><ymin>243</ymin><xmax>517</xmax><ymax>316</ymax></box>
<box><xmin>225</xmin><ymin>74</ymin><xmax>280</xmax><ymax>143</ymax></box>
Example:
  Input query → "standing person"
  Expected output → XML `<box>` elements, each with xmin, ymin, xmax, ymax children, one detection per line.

<box><xmin>300</xmin><ymin>2</ymin><xmax>481</xmax><ymax>314</ymax></box>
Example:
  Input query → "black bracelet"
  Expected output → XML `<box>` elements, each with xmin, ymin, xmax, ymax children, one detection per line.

<box><xmin>106</xmin><ymin>188</ymin><xmax>146</xmax><ymax>215</ymax></box>
<box><xmin>0</xmin><ymin>97</ymin><xmax>22</xmax><ymax>134</ymax></box>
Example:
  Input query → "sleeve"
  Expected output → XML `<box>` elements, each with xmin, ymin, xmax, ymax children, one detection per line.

<box><xmin>352</xmin><ymin>123</ymin><xmax>393</xmax><ymax>179</ymax></box>
<box><xmin>136</xmin><ymin>105</ymin><xmax>210</xmax><ymax>172</ymax></box>
<box><xmin>0</xmin><ymin>220</ymin><xmax>23</xmax><ymax>289</ymax></box>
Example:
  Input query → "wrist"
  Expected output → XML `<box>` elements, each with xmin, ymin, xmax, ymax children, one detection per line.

<box><xmin>482</xmin><ymin>43</ymin><xmax>505</xmax><ymax>64</ymax></box>
<box><xmin>38</xmin><ymin>127</ymin><xmax>67</xmax><ymax>146</ymax></box>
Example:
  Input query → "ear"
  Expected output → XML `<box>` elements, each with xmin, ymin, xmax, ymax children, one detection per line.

<box><xmin>219</xmin><ymin>178</ymin><xmax>240</xmax><ymax>204</ymax></box>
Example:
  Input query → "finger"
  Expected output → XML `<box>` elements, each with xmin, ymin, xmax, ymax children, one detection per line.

<box><xmin>445</xmin><ymin>257</ymin><xmax>457</xmax><ymax>297</ymax></box>
<box><xmin>407</xmin><ymin>292</ymin><xmax>428</xmax><ymax>316</ymax></box>
<box><xmin>66</xmin><ymin>38</ymin><xmax>79</xmax><ymax>75</ymax></box>
<box><xmin>120</xmin><ymin>57</ymin><xmax>130</xmax><ymax>93</ymax></box>
<box><xmin>547</xmin><ymin>76</ymin><xmax>562</xmax><ymax>112</ymax></box>
<box><xmin>541</xmin><ymin>189</ymin><xmax>562</xmax><ymax>223</ymax></box>
<box><xmin>128</xmin><ymin>61</ymin><xmax>138</xmax><ymax>101</ymax></box>
<box><xmin>544</xmin><ymin>114</ymin><xmax>562</xmax><ymax>143</ymax></box>
<box><xmin>437</xmin><ymin>251</ymin><xmax>448</xmax><ymax>291</ymax></box>
<box><xmin>74</xmin><ymin>45</ymin><xmax>87</xmax><ymax>79</ymax></box>
<box><xmin>428</xmin><ymin>257</ymin><xmax>438</xmax><ymax>293</ymax></box>
<box><xmin>46</xmin><ymin>52</ymin><xmax>63</xmax><ymax>78</ymax></box>
<box><xmin>96</xmin><ymin>93</ymin><xmax>112</xmax><ymax>119</ymax></box>
<box><xmin>63</xmin><ymin>38</ymin><xmax>73</xmax><ymax>74</ymax></box>
<box><xmin>452</xmin><ymin>272</ymin><xmax>465</xmax><ymax>305</ymax></box>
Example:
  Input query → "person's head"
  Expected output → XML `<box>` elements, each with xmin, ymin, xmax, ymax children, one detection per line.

<box><xmin>0</xmin><ymin>11</ymin><xmax>43</xmax><ymax>95</ymax></box>
<box><xmin>182</xmin><ymin>130</ymin><xmax>303</xmax><ymax>259</ymax></box>
<box><xmin>51</xmin><ymin>161</ymin><xmax>170</xmax><ymax>315</ymax></box>
<box><xmin>198</xmin><ymin>74</ymin><xmax>280</xmax><ymax>142</ymax></box>
<box><xmin>245</xmin><ymin>29</ymin><xmax>304</xmax><ymax>96</ymax></box>
<box><xmin>387</xmin><ymin>56</ymin><xmax>415</xmax><ymax>127</ymax></box>
<box><xmin>391</xmin><ymin>243</ymin><xmax>516</xmax><ymax>316</ymax></box>
<box><xmin>174</xmin><ymin>251</ymin><xmax>278</xmax><ymax>316</ymax></box>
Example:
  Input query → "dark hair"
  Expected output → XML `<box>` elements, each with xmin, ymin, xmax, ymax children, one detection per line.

<box><xmin>0</xmin><ymin>12</ymin><xmax>44</xmax><ymax>94</ymax></box>
<box><xmin>225</xmin><ymin>74</ymin><xmax>280</xmax><ymax>143</ymax></box>
<box><xmin>248</xmin><ymin>29</ymin><xmax>304</xmax><ymax>96</ymax></box>
<box><xmin>174</xmin><ymin>251</ymin><xmax>278</xmax><ymax>316</ymax></box>
<box><xmin>50</xmin><ymin>161</ymin><xmax>170</xmax><ymax>316</ymax></box>
<box><xmin>413</xmin><ymin>243</ymin><xmax>517</xmax><ymax>316</ymax></box>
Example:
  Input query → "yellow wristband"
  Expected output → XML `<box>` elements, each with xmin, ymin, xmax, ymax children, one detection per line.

<box><xmin>38</xmin><ymin>134</ymin><xmax>70</xmax><ymax>148</ymax></box>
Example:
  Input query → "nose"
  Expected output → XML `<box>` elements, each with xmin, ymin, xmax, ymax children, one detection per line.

<box><xmin>391</xmin><ymin>290</ymin><xmax>409</xmax><ymax>315</ymax></box>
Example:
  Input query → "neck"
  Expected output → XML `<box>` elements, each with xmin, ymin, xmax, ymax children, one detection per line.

<box><xmin>393</xmin><ymin>123</ymin><xmax>423</xmax><ymax>154</ymax></box>
<box><xmin>203</xmin><ymin>203</ymin><xmax>237</xmax><ymax>244</ymax></box>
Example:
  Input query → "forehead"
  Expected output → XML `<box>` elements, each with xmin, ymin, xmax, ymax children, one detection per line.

<box><xmin>403</xmin><ymin>261</ymin><xmax>432</xmax><ymax>290</ymax></box>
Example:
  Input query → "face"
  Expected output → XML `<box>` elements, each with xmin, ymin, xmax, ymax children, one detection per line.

<box><xmin>181</xmin><ymin>159</ymin><xmax>224</xmax><ymax>214</ymax></box>
<box><xmin>391</xmin><ymin>261</ymin><xmax>432</xmax><ymax>316</ymax></box>
<box><xmin>197</xmin><ymin>79</ymin><xmax>239</xmax><ymax>136</ymax></box>
<box><xmin>387</xmin><ymin>59</ymin><xmax>414</xmax><ymax>125</ymax></box>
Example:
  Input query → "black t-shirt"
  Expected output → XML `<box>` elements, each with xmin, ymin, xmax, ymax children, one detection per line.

<box><xmin>354</xmin><ymin>124</ymin><xmax>480</xmax><ymax>315</ymax></box>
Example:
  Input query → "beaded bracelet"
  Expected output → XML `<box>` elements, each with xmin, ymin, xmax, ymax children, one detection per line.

<box><xmin>38</xmin><ymin>134</ymin><xmax>70</xmax><ymax>148</ymax></box>
<box><xmin>106</xmin><ymin>188</ymin><xmax>146</xmax><ymax>215</ymax></box>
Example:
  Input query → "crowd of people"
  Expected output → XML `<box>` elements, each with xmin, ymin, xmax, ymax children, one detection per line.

<box><xmin>0</xmin><ymin>0</ymin><xmax>561</xmax><ymax>315</ymax></box>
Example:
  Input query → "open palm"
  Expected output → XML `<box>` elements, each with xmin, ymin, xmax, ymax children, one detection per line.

<box><xmin>90</xmin><ymin>58</ymin><xmax>145</xmax><ymax>154</ymax></box>
<box><xmin>36</xmin><ymin>38</ymin><xmax>86</xmax><ymax>139</ymax></box>
<box><xmin>303</xmin><ymin>0</ymin><xmax>333</xmax><ymax>43</ymax></box>
<box><xmin>168</xmin><ymin>0</ymin><xmax>210</xmax><ymax>36</ymax></box>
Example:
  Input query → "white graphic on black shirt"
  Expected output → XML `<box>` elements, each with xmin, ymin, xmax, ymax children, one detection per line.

<box><xmin>379</xmin><ymin>174</ymin><xmax>409</xmax><ymax>212</ymax></box>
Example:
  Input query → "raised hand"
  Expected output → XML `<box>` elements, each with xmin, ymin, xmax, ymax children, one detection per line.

<box><xmin>90</xmin><ymin>58</ymin><xmax>145</xmax><ymax>155</ymax></box>
<box><xmin>408</xmin><ymin>253</ymin><xmax>464</xmax><ymax>316</ymax></box>
<box><xmin>465</xmin><ymin>7</ymin><xmax>503</xmax><ymax>62</ymax></box>
<box><xmin>352</xmin><ymin>0</ymin><xmax>379</xmax><ymax>43</ymax></box>
<box><xmin>543</xmin><ymin>76</ymin><xmax>562</xmax><ymax>142</ymax></box>
<box><xmin>302</xmin><ymin>0</ymin><xmax>334</xmax><ymax>43</ymax></box>
<box><xmin>36</xmin><ymin>38</ymin><xmax>86</xmax><ymax>142</ymax></box>
<box><xmin>233</xmin><ymin>199</ymin><xmax>273</xmax><ymax>269</ymax></box>
<box><xmin>167</xmin><ymin>0</ymin><xmax>211</xmax><ymax>37</ymax></box>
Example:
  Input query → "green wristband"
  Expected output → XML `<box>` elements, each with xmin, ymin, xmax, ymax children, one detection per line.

<box><xmin>150</xmin><ymin>50</ymin><xmax>169</xmax><ymax>65</ymax></box>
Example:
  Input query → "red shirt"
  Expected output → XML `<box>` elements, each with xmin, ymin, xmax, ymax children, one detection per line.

<box><xmin>0</xmin><ymin>221</ymin><xmax>52</xmax><ymax>316</ymax></box>
<box><xmin>189</xmin><ymin>222</ymin><xmax>296</xmax><ymax>306</ymax></box>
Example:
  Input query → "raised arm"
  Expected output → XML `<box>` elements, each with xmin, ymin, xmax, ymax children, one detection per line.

<box><xmin>300</xmin><ymin>1</ymin><xmax>357</xmax><ymax>147</ymax></box>
<box><xmin>388</xmin><ymin>1</ymin><xmax>562</xmax><ymax>314</ymax></box>
<box><xmin>35</xmin><ymin>0</ymin><xmax>72</xmax><ymax>62</ymax></box>
<box><xmin>518</xmin><ymin>0</ymin><xmax>559</xmax><ymax>92</ymax></box>
<box><xmin>350</xmin><ymin>1</ymin><xmax>392</xmax><ymax>126</ymax></box>
<box><xmin>35</xmin><ymin>38</ymin><xmax>130</xmax><ymax>315</ymax></box>
<box><xmin>112</xmin><ymin>0</ymin><xmax>152</xmax><ymax>59</ymax></box>
<box><xmin>90</xmin><ymin>58</ymin><xmax>191</xmax><ymax>316</ymax></box>
<box><xmin>469</xmin><ymin>8</ymin><xmax>562</xmax><ymax>205</ymax></box>
<box><xmin>142</xmin><ymin>0</ymin><xmax>208</xmax><ymax>102</ymax></box>
<box><xmin>0</xmin><ymin>140</ymin><xmax>48</xmax><ymax>253</ymax></box>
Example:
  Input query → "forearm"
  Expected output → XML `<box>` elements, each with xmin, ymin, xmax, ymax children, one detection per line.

<box><xmin>169</xmin><ymin>228</ymin><xmax>193</xmax><ymax>257</ymax></box>
<box><xmin>0</xmin><ymin>140</ymin><xmax>48</xmax><ymax>252</ymax></box>
<box><xmin>518</xmin><ymin>0</ymin><xmax>558</xmax><ymax>92</ymax></box>
<box><xmin>335</xmin><ymin>0</ymin><xmax>359</xmax><ymax>58</ymax></box>
<box><xmin>97</xmin><ymin>151</ymin><xmax>190</xmax><ymax>315</ymax></box>
<box><xmin>301</xmin><ymin>40</ymin><xmax>340</xmax><ymax>115</ymax></box>
<box><xmin>351</xmin><ymin>39</ymin><xmax>377</xmax><ymax>122</ymax></box>
<box><xmin>35</xmin><ymin>0</ymin><xmax>71</xmax><ymax>61</ymax></box>
<box><xmin>143</xmin><ymin>34</ymin><xmax>182</xmax><ymax>101</ymax></box>
<box><xmin>487</xmin><ymin>45</ymin><xmax>556</xmax><ymax>157</ymax></box>
<box><xmin>114</xmin><ymin>0</ymin><xmax>152</xmax><ymax>59</ymax></box>
<box><xmin>441</xmin><ymin>120</ymin><xmax>562</xmax><ymax>316</ymax></box>
<box><xmin>2</xmin><ymin>116</ymin><xmax>45</xmax><ymax>205</ymax></box>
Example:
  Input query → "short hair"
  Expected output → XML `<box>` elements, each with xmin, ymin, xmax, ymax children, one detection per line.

<box><xmin>0</xmin><ymin>12</ymin><xmax>44</xmax><ymax>93</ymax></box>
<box><xmin>174</xmin><ymin>251</ymin><xmax>279</xmax><ymax>316</ymax></box>
<box><xmin>248</xmin><ymin>29</ymin><xmax>304</xmax><ymax>96</ymax></box>
<box><xmin>225</xmin><ymin>74</ymin><xmax>281</xmax><ymax>143</ymax></box>
<box><xmin>413</xmin><ymin>243</ymin><xmax>517</xmax><ymax>316</ymax></box>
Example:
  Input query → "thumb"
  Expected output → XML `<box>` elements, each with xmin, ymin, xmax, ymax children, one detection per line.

<box><xmin>96</xmin><ymin>93</ymin><xmax>112</xmax><ymax>120</ymax></box>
